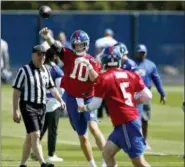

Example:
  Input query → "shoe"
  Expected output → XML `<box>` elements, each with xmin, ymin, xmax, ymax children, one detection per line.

<box><xmin>41</xmin><ymin>163</ymin><xmax>55</xmax><ymax>167</ymax></box>
<box><xmin>30</xmin><ymin>152</ymin><xmax>38</xmax><ymax>161</ymax></box>
<box><xmin>19</xmin><ymin>165</ymin><xmax>27</xmax><ymax>167</ymax></box>
<box><xmin>146</xmin><ymin>143</ymin><xmax>152</xmax><ymax>150</ymax></box>
<box><xmin>101</xmin><ymin>162</ymin><xmax>107</xmax><ymax>167</ymax></box>
<box><xmin>47</xmin><ymin>155</ymin><xmax>64</xmax><ymax>162</ymax></box>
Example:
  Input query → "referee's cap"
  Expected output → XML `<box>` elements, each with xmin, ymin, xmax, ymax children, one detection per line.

<box><xmin>32</xmin><ymin>45</ymin><xmax>46</xmax><ymax>54</ymax></box>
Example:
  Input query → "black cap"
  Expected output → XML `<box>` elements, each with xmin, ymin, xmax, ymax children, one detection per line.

<box><xmin>32</xmin><ymin>45</ymin><xmax>46</xmax><ymax>54</ymax></box>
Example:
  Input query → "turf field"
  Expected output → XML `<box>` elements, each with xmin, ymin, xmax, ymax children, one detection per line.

<box><xmin>1</xmin><ymin>85</ymin><xmax>184</xmax><ymax>167</ymax></box>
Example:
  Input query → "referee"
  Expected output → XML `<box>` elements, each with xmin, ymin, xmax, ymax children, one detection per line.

<box><xmin>12</xmin><ymin>45</ymin><xmax>65</xmax><ymax>167</ymax></box>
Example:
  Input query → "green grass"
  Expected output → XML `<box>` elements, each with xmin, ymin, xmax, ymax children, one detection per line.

<box><xmin>1</xmin><ymin>85</ymin><xmax>184</xmax><ymax>167</ymax></box>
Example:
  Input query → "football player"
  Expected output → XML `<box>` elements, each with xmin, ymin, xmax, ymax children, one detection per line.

<box><xmin>40</xmin><ymin>28</ymin><xmax>106</xmax><ymax>167</ymax></box>
<box><xmin>114</xmin><ymin>42</ymin><xmax>137</xmax><ymax>71</ymax></box>
<box><xmin>78</xmin><ymin>46</ymin><xmax>152</xmax><ymax>167</ymax></box>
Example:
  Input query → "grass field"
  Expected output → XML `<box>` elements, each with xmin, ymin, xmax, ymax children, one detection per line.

<box><xmin>1</xmin><ymin>85</ymin><xmax>184</xmax><ymax>167</ymax></box>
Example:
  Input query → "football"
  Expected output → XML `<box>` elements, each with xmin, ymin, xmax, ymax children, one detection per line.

<box><xmin>39</xmin><ymin>5</ymin><xmax>51</xmax><ymax>19</ymax></box>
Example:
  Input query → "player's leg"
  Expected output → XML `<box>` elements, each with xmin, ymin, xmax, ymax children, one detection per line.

<box><xmin>84</xmin><ymin>98</ymin><xmax>106</xmax><ymax>166</ymax></box>
<box><xmin>120</xmin><ymin>119</ymin><xmax>151</xmax><ymax>167</ymax></box>
<box><xmin>131</xmin><ymin>155</ymin><xmax>151</xmax><ymax>167</ymax></box>
<box><xmin>88</xmin><ymin>120</ymin><xmax>106</xmax><ymax>150</ymax></box>
<box><xmin>88</xmin><ymin>120</ymin><xmax>106</xmax><ymax>167</ymax></box>
<box><xmin>84</xmin><ymin>98</ymin><xmax>106</xmax><ymax>151</ymax></box>
<box><xmin>65</xmin><ymin>92</ymin><xmax>96</xmax><ymax>167</ymax></box>
<box><xmin>102</xmin><ymin>140</ymin><xmax>120</xmax><ymax>167</ymax></box>
<box><xmin>78</xmin><ymin>133</ymin><xmax>96</xmax><ymax>167</ymax></box>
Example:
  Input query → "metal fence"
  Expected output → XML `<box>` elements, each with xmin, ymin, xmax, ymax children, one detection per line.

<box><xmin>1</xmin><ymin>11</ymin><xmax>184</xmax><ymax>75</ymax></box>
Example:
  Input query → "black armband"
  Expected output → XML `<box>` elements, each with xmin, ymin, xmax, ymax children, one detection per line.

<box><xmin>51</xmin><ymin>41</ymin><xmax>63</xmax><ymax>56</ymax></box>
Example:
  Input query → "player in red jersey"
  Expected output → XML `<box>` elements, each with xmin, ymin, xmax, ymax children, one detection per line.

<box><xmin>78</xmin><ymin>46</ymin><xmax>152</xmax><ymax>167</ymax></box>
<box><xmin>40</xmin><ymin>28</ymin><xmax>106</xmax><ymax>167</ymax></box>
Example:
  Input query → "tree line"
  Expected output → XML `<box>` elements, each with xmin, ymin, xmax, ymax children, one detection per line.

<box><xmin>1</xmin><ymin>1</ymin><xmax>185</xmax><ymax>11</ymax></box>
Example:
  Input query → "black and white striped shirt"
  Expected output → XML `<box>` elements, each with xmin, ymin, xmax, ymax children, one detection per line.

<box><xmin>12</xmin><ymin>61</ymin><xmax>55</xmax><ymax>104</ymax></box>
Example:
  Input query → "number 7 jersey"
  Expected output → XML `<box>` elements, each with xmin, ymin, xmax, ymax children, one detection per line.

<box><xmin>94</xmin><ymin>68</ymin><xmax>146</xmax><ymax>126</ymax></box>
<box><xmin>59</xmin><ymin>48</ymin><xmax>102</xmax><ymax>98</ymax></box>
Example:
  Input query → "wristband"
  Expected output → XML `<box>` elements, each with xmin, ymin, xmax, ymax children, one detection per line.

<box><xmin>44</xmin><ymin>33</ymin><xmax>55</xmax><ymax>45</ymax></box>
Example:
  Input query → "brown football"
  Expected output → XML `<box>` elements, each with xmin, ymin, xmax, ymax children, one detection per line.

<box><xmin>39</xmin><ymin>5</ymin><xmax>51</xmax><ymax>19</ymax></box>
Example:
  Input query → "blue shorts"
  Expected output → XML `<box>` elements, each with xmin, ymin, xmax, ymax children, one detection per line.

<box><xmin>108</xmin><ymin>119</ymin><xmax>146</xmax><ymax>159</ymax></box>
<box><xmin>63</xmin><ymin>92</ymin><xmax>97</xmax><ymax>136</ymax></box>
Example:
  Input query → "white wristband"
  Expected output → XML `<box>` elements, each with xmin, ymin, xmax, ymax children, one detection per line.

<box><xmin>44</xmin><ymin>34</ymin><xmax>55</xmax><ymax>45</ymax></box>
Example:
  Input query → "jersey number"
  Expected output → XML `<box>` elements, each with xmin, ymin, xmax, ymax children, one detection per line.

<box><xmin>120</xmin><ymin>82</ymin><xmax>134</xmax><ymax>107</ymax></box>
<box><xmin>70</xmin><ymin>58</ymin><xmax>89</xmax><ymax>82</ymax></box>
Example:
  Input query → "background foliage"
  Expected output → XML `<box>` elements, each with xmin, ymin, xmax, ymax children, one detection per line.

<box><xmin>1</xmin><ymin>1</ymin><xmax>185</xmax><ymax>11</ymax></box>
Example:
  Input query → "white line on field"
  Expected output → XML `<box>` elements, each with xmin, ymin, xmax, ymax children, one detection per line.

<box><xmin>2</xmin><ymin>134</ymin><xmax>183</xmax><ymax>157</ymax></box>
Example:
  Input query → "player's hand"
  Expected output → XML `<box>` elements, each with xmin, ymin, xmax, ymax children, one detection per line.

<box><xmin>76</xmin><ymin>57</ymin><xmax>90</xmax><ymax>65</ymax></box>
<box><xmin>39</xmin><ymin>27</ymin><xmax>49</xmax><ymax>39</ymax></box>
<box><xmin>13</xmin><ymin>110</ymin><xmax>21</xmax><ymax>123</ymax></box>
<box><xmin>76</xmin><ymin>58</ymin><xmax>93</xmax><ymax>70</ymax></box>
<box><xmin>160</xmin><ymin>96</ymin><xmax>166</xmax><ymax>105</ymax></box>
<box><xmin>78</xmin><ymin>105</ymin><xmax>86</xmax><ymax>112</ymax></box>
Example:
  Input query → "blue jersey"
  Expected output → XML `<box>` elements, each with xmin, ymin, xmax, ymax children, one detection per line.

<box><xmin>121</xmin><ymin>58</ymin><xmax>137</xmax><ymax>71</ymax></box>
<box><xmin>46</xmin><ymin>62</ymin><xmax>64</xmax><ymax>99</ymax></box>
<box><xmin>135</xmin><ymin>59</ymin><xmax>165</xmax><ymax>97</ymax></box>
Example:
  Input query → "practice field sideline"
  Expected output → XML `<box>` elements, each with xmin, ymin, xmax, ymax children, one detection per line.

<box><xmin>1</xmin><ymin>85</ymin><xmax>184</xmax><ymax>167</ymax></box>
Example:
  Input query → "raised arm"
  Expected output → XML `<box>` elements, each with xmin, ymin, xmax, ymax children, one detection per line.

<box><xmin>39</xmin><ymin>27</ymin><xmax>63</xmax><ymax>56</ymax></box>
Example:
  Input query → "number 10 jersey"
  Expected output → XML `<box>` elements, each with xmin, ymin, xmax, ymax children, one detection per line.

<box><xmin>59</xmin><ymin>48</ymin><xmax>101</xmax><ymax>98</ymax></box>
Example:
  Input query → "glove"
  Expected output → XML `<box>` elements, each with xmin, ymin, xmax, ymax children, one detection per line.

<box><xmin>160</xmin><ymin>96</ymin><xmax>166</xmax><ymax>105</ymax></box>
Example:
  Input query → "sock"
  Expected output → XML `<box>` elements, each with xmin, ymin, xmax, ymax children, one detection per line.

<box><xmin>89</xmin><ymin>159</ymin><xmax>97</xmax><ymax>167</ymax></box>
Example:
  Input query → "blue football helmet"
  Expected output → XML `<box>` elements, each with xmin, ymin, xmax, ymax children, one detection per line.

<box><xmin>101</xmin><ymin>46</ymin><xmax>122</xmax><ymax>67</ymax></box>
<box><xmin>70</xmin><ymin>30</ymin><xmax>90</xmax><ymax>56</ymax></box>
<box><xmin>114</xmin><ymin>42</ymin><xmax>128</xmax><ymax>55</ymax></box>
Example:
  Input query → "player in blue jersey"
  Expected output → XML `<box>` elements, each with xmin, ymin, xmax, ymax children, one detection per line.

<box><xmin>135</xmin><ymin>44</ymin><xmax>166</xmax><ymax>150</ymax></box>
<box><xmin>113</xmin><ymin>42</ymin><xmax>137</xmax><ymax>71</ymax></box>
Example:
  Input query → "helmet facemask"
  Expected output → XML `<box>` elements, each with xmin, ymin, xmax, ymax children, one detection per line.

<box><xmin>72</xmin><ymin>40</ymin><xmax>89</xmax><ymax>56</ymax></box>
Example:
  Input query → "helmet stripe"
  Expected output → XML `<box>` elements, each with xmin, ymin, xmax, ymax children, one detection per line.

<box><xmin>75</xmin><ymin>30</ymin><xmax>80</xmax><ymax>40</ymax></box>
<box><xmin>109</xmin><ymin>46</ymin><xmax>114</xmax><ymax>60</ymax></box>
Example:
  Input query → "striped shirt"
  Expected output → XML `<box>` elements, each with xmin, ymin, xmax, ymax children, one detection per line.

<box><xmin>12</xmin><ymin>61</ymin><xmax>55</xmax><ymax>104</ymax></box>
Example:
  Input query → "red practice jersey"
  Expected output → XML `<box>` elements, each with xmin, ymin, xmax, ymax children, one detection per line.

<box><xmin>59</xmin><ymin>48</ymin><xmax>101</xmax><ymax>98</ymax></box>
<box><xmin>94</xmin><ymin>68</ymin><xmax>146</xmax><ymax>126</ymax></box>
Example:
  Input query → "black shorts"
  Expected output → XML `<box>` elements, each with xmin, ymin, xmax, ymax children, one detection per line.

<box><xmin>19</xmin><ymin>101</ymin><xmax>46</xmax><ymax>134</ymax></box>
